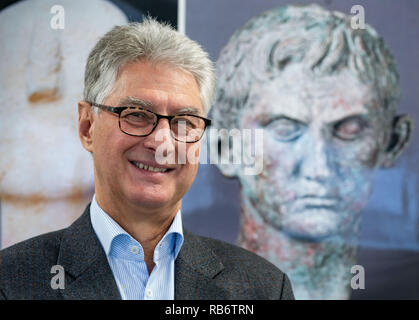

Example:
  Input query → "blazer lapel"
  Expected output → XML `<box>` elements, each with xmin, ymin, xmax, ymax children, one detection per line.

<box><xmin>56</xmin><ymin>206</ymin><xmax>226</xmax><ymax>299</ymax></box>
<box><xmin>57</xmin><ymin>205</ymin><xmax>121</xmax><ymax>300</ymax></box>
<box><xmin>175</xmin><ymin>230</ymin><xmax>226</xmax><ymax>299</ymax></box>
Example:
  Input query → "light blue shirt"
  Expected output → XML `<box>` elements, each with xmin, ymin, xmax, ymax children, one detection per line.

<box><xmin>90</xmin><ymin>195</ymin><xmax>184</xmax><ymax>300</ymax></box>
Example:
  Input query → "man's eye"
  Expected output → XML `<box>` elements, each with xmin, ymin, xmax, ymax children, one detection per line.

<box><xmin>266</xmin><ymin>118</ymin><xmax>304</xmax><ymax>142</ymax></box>
<box><xmin>129</xmin><ymin>112</ymin><xmax>147</xmax><ymax>118</ymax></box>
<box><xmin>125</xmin><ymin>111</ymin><xmax>153</xmax><ymax>121</ymax></box>
<box><xmin>333</xmin><ymin>117</ymin><xmax>366</xmax><ymax>141</ymax></box>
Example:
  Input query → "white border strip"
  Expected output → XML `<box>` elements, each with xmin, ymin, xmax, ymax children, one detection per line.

<box><xmin>177</xmin><ymin>0</ymin><xmax>186</xmax><ymax>34</ymax></box>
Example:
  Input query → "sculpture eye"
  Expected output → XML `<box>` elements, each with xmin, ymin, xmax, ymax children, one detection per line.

<box><xmin>333</xmin><ymin>116</ymin><xmax>367</xmax><ymax>141</ymax></box>
<box><xmin>265</xmin><ymin>117</ymin><xmax>305</xmax><ymax>142</ymax></box>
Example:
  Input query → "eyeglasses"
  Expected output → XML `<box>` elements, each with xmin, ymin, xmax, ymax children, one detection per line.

<box><xmin>88</xmin><ymin>102</ymin><xmax>211</xmax><ymax>143</ymax></box>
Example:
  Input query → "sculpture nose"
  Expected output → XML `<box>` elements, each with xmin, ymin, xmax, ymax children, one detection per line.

<box><xmin>299</xmin><ymin>132</ymin><xmax>333</xmax><ymax>182</ymax></box>
<box><xmin>26</xmin><ymin>27</ymin><xmax>62</xmax><ymax>104</ymax></box>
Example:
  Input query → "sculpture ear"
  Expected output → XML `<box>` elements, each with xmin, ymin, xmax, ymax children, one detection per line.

<box><xmin>381</xmin><ymin>115</ymin><xmax>413</xmax><ymax>168</ymax></box>
<box><xmin>209</xmin><ymin>129</ymin><xmax>240</xmax><ymax>178</ymax></box>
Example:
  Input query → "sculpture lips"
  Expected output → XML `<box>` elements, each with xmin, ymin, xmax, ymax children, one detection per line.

<box><xmin>296</xmin><ymin>196</ymin><xmax>338</xmax><ymax>209</ymax></box>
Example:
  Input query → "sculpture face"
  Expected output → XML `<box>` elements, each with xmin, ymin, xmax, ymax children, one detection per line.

<box><xmin>239</xmin><ymin>66</ymin><xmax>392</xmax><ymax>240</ymax></box>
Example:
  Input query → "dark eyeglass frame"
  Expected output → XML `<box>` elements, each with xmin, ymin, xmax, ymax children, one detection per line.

<box><xmin>87</xmin><ymin>102</ymin><xmax>211</xmax><ymax>143</ymax></box>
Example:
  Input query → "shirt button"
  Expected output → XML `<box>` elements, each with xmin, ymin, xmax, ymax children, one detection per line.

<box><xmin>130</xmin><ymin>246</ymin><xmax>139</xmax><ymax>254</ymax></box>
<box><xmin>146</xmin><ymin>288</ymin><xmax>153</xmax><ymax>298</ymax></box>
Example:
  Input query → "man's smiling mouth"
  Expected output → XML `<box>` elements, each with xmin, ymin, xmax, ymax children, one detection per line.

<box><xmin>130</xmin><ymin>161</ymin><xmax>174</xmax><ymax>173</ymax></box>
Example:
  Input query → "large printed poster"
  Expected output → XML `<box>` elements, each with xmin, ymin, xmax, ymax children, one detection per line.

<box><xmin>182</xmin><ymin>0</ymin><xmax>419</xmax><ymax>299</ymax></box>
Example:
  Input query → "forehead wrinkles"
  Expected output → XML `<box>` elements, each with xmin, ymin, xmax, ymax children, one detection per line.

<box><xmin>109</xmin><ymin>73</ymin><xmax>192</xmax><ymax>110</ymax></box>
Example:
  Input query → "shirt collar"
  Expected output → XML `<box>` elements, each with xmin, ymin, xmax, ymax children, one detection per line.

<box><xmin>90</xmin><ymin>194</ymin><xmax>184</xmax><ymax>259</ymax></box>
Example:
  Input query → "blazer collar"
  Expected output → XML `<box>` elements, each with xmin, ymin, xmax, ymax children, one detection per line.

<box><xmin>175</xmin><ymin>229</ymin><xmax>225</xmax><ymax>299</ymax></box>
<box><xmin>57</xmin><ymin>205</ymin><xmax>121</xmax><ymax>300</ymax></box>
<box><xmin>56</xmin><ymin>204</ymin><xmax>226</xmax><ymax>300</ymax></box>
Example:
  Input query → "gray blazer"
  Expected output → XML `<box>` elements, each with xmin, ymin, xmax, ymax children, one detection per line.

<box><xmin>0</xmin><ymin>205</ymin><xmax>294</xmax><ymax>300</ymax></box>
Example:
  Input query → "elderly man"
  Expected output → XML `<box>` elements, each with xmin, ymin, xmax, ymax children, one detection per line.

<box><xmin>211</xmin><ymin>5</ymin><xmax>412</xmax><ymax>299</ymax></box>
<box><xmin>0</xmin><ymin>18</ymin><xmax>293</xmax><ymax>300</ymax></box>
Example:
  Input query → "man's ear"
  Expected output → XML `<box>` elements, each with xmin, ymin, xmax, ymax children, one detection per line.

<box><xmin>381</xmin><ymin>114</ymin><xmax>413</xmax><ymax>168</ymax></box>
<box><xmin>78</xmin><ymin>101</ymin><xmax>95</xmax><ymax>153</ymax></box>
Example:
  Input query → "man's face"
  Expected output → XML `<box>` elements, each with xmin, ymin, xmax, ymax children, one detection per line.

<box><xmin>239</xmin><ymin>66</ymin><xmax>392</xmax><ymax>240</ymax></box>
<box><xmin>82</xmin><ymin>61</ymin><xmax>203</xmax><ymax>211</ymax></box>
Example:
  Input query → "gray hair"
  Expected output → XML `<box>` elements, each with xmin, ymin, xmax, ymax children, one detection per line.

<box><xmin>83</xmin><ymin>17</ymin><xmax>215</xmax><ymax>113</ymax></box>
<box><xmin>212</xmin><ymin>4</ymin><xmax>400</xmax><ymax>129</ymax></box>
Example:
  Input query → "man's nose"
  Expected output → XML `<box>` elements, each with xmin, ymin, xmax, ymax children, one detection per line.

<box><xmin>142</xmin><ymin>118</ymin><xmax>175</xmax><ymax>153</ymax></box>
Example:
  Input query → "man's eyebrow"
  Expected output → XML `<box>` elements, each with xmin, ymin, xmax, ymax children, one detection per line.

<box><xmin>175</xmin><ymin>107</ymin><xmax>203</xmax><ymax>116</ymax></box>
<box><xmin>117</xmin><ymin>97</ymin><xmax>203</xmax><ymax>116</ymax></box>
<box><xmin>117</xmin><ymin>96</ymin><xmax>154</xmax><ymax>108</ymax></box>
